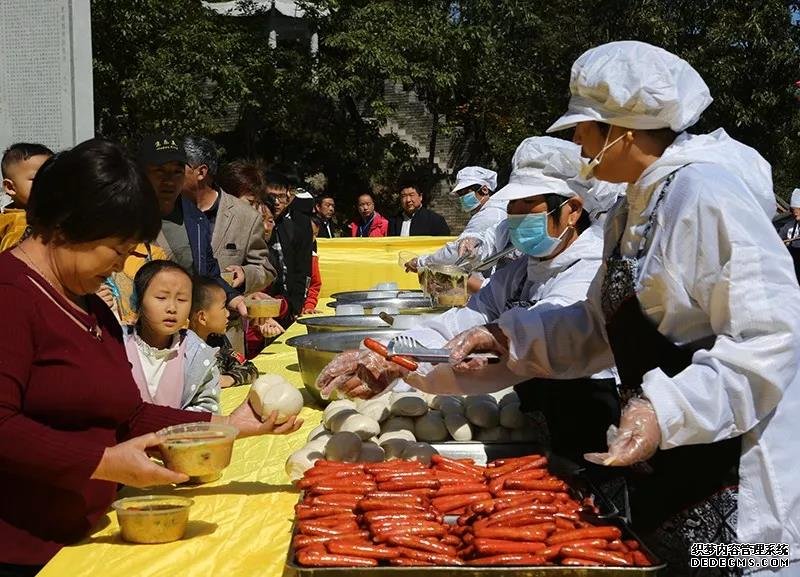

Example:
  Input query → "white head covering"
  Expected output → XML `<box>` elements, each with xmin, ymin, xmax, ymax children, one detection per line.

<box><xmin>791</xmin><ymin>189</ymin><xmax>800</xmax><ymax>209</ymax></box>
<box><xmin>494</xmin><ymin>137</ymin><xmax>587</xmax><ymax>202</ymax></box>
<box><xmin>547</xmin><ymin>41</ymin><xmax>712</xmax><ymax>133</ymax></box>
<box><xmin>494</xmin><ymin>136</ymin><xmax>622</xmax><ymax>220</ymax></box>
<box><xmin>451</xmin><ymin>166</ymin><xmax>497</xmax><ymax>194</ymax></box>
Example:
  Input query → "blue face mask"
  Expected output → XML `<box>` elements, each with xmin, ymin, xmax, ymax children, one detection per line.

<box><xmin>459</xmin><ymin>190</ymin><xmax>481</xmax><ymax>213</ymax></box>
<box><xmin>507</xmin><ymin>200</ymin><xmax>570</xmax><ymax>257</ymax></box>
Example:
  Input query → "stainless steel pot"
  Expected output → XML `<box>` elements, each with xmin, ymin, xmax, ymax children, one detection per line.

<box><xmin>286</xmin><ymin>329</ymin><xmax>404</xmax><ymax>405</ymax></box>
<box><xmin>330</xmin><ymin>289</ymin><xmax>425</xmax><ymax>303</ymax></box>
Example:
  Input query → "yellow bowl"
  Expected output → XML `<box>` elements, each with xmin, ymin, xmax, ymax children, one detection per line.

<box><xmin>113</xmin><ymin>495</ymin><xmax>194</xmax><ymax>544</ymax></box>
<box><xmin>157</xmin><ymin>422</ymin><xmax>238</xmax><ymax>478</ymax></box>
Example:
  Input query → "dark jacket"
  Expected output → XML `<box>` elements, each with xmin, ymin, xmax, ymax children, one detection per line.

<box><xmin>779</xmin><ymin>219</ymin><xmax>800</xmax><ymax>249</ymax></box>
<box><xmin>268</xmin><ymin>212</ymin><xmax>313</xmax><ymax>323</ymax></box>
<box><xmin>158</xmin><ymin>196</ymin><xmax>238</xmax><ymax>302</ymax></box>
<box><xmin>388</xmin><ymin>206</ymin><xmax>451</xmax><ymax>237</ymax></box>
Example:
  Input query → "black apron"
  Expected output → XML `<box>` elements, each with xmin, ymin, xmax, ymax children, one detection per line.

<box><xmin>602</xmin><ymin>172</ymin><xmax>740</xmax><ymax>576</ymax></box>
<box><xmin>510</xmin><ymin>260</ymin><xmax>621</xmax><ymax>464</ymax></box>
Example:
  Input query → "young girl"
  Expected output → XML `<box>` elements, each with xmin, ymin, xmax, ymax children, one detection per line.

<box><xmin>124</xmin><ymin>259</ymin><xmax>221</xmax><ymax>413</ymax></box>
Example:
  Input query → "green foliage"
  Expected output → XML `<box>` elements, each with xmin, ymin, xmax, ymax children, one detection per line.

<box><xmin>91</xmin><ymin>0</ymin><xmax>800</xmax><ymax>216</ymax></box>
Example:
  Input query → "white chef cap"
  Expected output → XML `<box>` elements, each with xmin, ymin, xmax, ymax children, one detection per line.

<box><xmin>547</xmin><ymin>41</ymin><xmax>712</xmax><ymax>133</ymax></box>
<box><xmin>791</xmin><ymin>188</ymin><xmax>800</xmax><ymax>208</ymax></box>
<box><xmin>495</xmin><ymin>136</ymin><xmax>622</xmax><ymax>220</ymax></box>
<box><xmin>494</xmin><ymin>136</ymin><xmax>586</xmax><ymax>201</ymax></box>
<box><xmin>451</xmin><ymin>166</ymin><xmax>498</xmax><ymax>194</ymax></box>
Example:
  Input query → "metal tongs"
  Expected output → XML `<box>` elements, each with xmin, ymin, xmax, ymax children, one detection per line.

<box><xmin>365</xmin><ymin>335</ymin><xmax>500</xmax><ymax>371</ymax></box>
<box><xmin>450</xmin><ymin>245</ymin><xmax>518</xmax><ymax>274</ymax></box>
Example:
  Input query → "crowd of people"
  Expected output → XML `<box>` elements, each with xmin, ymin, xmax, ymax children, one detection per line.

<box><xmin>0</xmin><ymin>38</ymin><xmax>799</xmax><ymax>577</ymax></box>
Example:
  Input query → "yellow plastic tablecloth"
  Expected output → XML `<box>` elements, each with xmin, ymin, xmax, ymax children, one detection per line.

<box><xmin>39</xmin><ymin>308</ymin><xmax>335</xmax><ymax>577</ymax></box>
<box><xmin>316</xmin><ymin>235</ymin><xmax>455</xmax><ymax>297</ymax></box>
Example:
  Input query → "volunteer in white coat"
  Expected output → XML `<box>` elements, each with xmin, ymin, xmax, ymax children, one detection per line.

<box><xmin>316</xmin><ymin>136</ymin><xmax>622</xmax><ymax>462</ymax></box>
<box><xmin>447</xmin><ymin>41</ymin><xmax>800</xmax><ymax>575</ymax></box>
<box><xmin>404</xmin><ymin>167</ymin><xmax>508</xmax><ymax>290</ymax></box>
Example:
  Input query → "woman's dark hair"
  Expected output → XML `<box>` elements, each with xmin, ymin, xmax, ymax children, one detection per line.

<box><xmin>27</xmin><ymin>138</ymin><xmax>161</xmax><ymax>244</ymax></box>
<box><xmin>544</xmin><ymin>194</ymin><xmax>591</xmax><ymax>233</ymax></box>
<box><xmin>132</xmin><ymin>259</ymin><xmax>192</xmax><ymax>314</ymax></box>
<box><xmin>218</xmin><ymin>159</ymin><xmax>265</xmax><ymax>200</ymax></box>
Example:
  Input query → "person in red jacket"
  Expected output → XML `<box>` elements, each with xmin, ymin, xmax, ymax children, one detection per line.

<box><xmin>302</xmin><ymin>216</ymin><xmax>325</xmax><ymax>314</ymax></box>
<box><xmin>348</xmin><ymin>192</ymin><xmax>388</xmax><ymax>237</ymax></box>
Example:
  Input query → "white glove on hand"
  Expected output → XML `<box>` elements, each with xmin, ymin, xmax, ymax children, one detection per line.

<box><xmin>584</xmin><ymin>397</ymin><xmax>661</xmax><ymax>466</ymax></box>
<box><xmin>445</xmin><ymin>324</ymin><xmax>508</xmax><ymax>372</ymax></box>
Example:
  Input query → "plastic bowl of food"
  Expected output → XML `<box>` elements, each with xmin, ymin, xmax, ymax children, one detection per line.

<box><xmin>418</xmin><ymin>264</ymin><xmax>469</xmax><ymax>307</ymax></box>
<box><xmin>157</xmin><ymin>422</ymin><xmax>238</xmax><ymax>483</ymax></box>
<box><xmin>113</xmin><ymin>495</ymin><xmax>194</xmax><ymax>544</ymax></box>
<box><xmin>245</xmin><ymin>294</ymin><xmax>282</xmax><ymax>318</ymax></box>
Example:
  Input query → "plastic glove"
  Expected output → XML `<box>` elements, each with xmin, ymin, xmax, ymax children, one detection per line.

<box><xmin>315</xmin><ymin>350</ymin><xmax>406</xmax><ymax>400</ymax></box>
<box><xmin>445</xmin><ymin>324</ymin><xmax>508</xmax><ymax>372</ymax></box>
<box><xmin>457</xmin><ymin>237</ymin><xmax>482</xmax><ymax>258</ymax></box>
<box><xmin>584</xmin><ymin>397</ymin><xmax>661</xmax><ymax>466</ymax></box>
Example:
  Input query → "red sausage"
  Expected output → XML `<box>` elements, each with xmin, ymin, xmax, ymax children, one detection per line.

<box><xmin>473</xmin><ymin>538</ymin><xmax>547</xmax><ymax>556</ymax></box>
<box><xmin>292</xmin><ymin>531</ymin><xmax>368</xmax><ymax>549</ymax></box>
<box><xmin>386</xmin><ymin>535</ymin><xmax>457</xmax><ymax>556</ymax></box>
<box><xmin>378</xmin><ymin>478</ymin><xmax>440</xmax><ymax>491</ymax></box>
<box><xmin>432</xmin><ymin>492</ymin><xmax>493</xmax><ymax>513</ymax></box>
<box><xmin>296</xmin><ymin>549</ymin><xmax>378</xmax><ymax>567</ymax></box>
<box><xmin>358</xmin><ymin>498</ymin><xmax>424</xmax><ymax>511</ymax></box>
<box><xmin>434</xmin><ymin>483</ymin><xmax>489</xmax><ymax>497</ymax></box>
<box><xmin>632</xmin><ymin>550</ymin><xmax>652</xmax><ymax>566</ymax></box>
<box><xmin>546</xmin><ymin>526</ymin><xmax>622</xmax><ymax>546</ymax></box>
<box><xmin>561</xmin><ymin>557</ymin><xmax>599</xmax><ymax>566</ymax></box>
<box><xmin>466</xmin><ymin>553</ymin><xmax>547</xmax><ymax>566</ymax></box>
<box><xmin>295</xmin><ymin>505</ymin><xmax>354</xmax><ymax>519</ymax></box>
<box><xmin>326</xmin><ymin>541</ymin><xmax>400</xmax><ymax>560</ymax></box>
<box><xmin>389</xmin><ymin>557</ymin><xmax>434</xmax><ymax>566</ymax></box>
<box><xmin>559</xmin><ymin>545</ymin><xmax>632</xmax><ymax>567</ymax></box>
<box><xmin>396</xmin><ymin>546</ymin><xmax>465</xmax><ymax>566</ymax></box>
<box><xmin>374</xmin><ymin>525</ymin><xmax>446</xmax><ymax>541</ymax></box>
<box><xmin>473</xmin><ymin>526</ymin><xmax>548</xmax><ymax>542</ymax></box>
<box><xmin>310</xmin><ymin>494</ymin><xmax>361</xmax><ymax>508</ymax></box>
<box><xmin>505</xmin><ymin>479</ymin><xmax>567</xmax><ymax>492</ymax></box>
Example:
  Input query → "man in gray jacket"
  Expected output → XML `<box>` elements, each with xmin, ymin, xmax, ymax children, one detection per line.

<box><xmin>182</xmin><ymin>136</ymin><xmax>275</xmax><ymax>352</ymax></box>
<box><xmin>182</xmin><ymin>136</ymin><xmax>275</xmax><ymax>294</ymax></box>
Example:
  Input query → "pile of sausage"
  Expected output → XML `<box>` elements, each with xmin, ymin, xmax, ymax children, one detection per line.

<box><xmin>292</xmin><ymin>454</ymin><xmax>653</xmax><ymax>568</ymax></box>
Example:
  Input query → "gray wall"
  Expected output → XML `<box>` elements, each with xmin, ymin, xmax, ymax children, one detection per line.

<box><xmin>0</xmin><ymin>0</ymin><xmax>94</xmax><ymax>155</ymax></box>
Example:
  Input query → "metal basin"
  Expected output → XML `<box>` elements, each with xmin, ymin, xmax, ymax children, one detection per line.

<box><xmin>330</xmin><ymin>289</ymin><xmax>425</xmax><ymax>303</ymax></box>
<box><xmin>286</xmin><ymin>329</ymin><xmax>404</xmax><ymax>405</ymax></box>
<box><xmin>325</xmin><ymin>296</ymin><xmax>438</xmax><ymax>314</ymax></box>
<box><xmin>297</xmin><ymin>315</ymin><xmax>392</xmax><ymax>334</ymax></box>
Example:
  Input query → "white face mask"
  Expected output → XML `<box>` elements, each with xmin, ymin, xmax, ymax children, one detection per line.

<box><xmin>579</xmin><ymin>129</ymin><xmax>628</xmax><ymax>180</ymax></box>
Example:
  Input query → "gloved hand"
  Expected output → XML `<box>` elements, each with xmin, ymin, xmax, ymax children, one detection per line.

<box><xmin>315</xmin><ymin>350</ymin><xmax>407</xmax><ymax>400</ymax></box>
<box><xmin>584</xmin><ymin>397</ymin><xmax>661</xmax><ymax>466</ymax></box>
<box><xmin>404</xmin><ymin>258</ymin><xmax>419</xmax><ymax>273</ymax></box>
<box><xmin>445</xmin><ymin>324</ymin><xmax>508</xmax><ymax>372</ymax></box>
<box><xmin>457</xmin><ymin>237</ymin><xmax>482</xmax><ymax>258</ymax></box>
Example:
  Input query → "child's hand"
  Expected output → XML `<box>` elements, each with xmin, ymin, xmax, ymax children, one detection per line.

<box><xmin>218</xmin><ymin>403</ymin><xmax>303</xmax><ymax>438</ymax></box>
<box><xmin>220</xmin><ymin>375</ymin><xmax>236</xmax><ymax>388</ymax></box>
<box><xmin>301</xmin><ymin>308</ymin><xmax>321</xmax><ymax>316</ymax></box>
<box><xmin>226</xmin><ymin>265</ymin><xmax>246</xmax><ymax>288</ymax></box>
<box><xmin>228</xmin><ymin>295</ymin><xmax>248</xmax><ymax>317</ymax></box>
<box><xmin>257</xmin><ymin>318</ymin><xmax>285</xmax><ymax>337</ymax></box>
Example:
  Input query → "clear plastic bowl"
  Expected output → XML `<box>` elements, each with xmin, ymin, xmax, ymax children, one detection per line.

<box><xmin>245</xmin><ymin>295</ymin><xmax>282</xmax><ymax>318</ymax></box>
<box><xmin>157</xmin><ymin>422</ymin><xmax>238</xmax><ymax>479</ymax></box>
<box><xmin>335</xmin><ymin>304</ymin><xmax>365</xmax><ymax>316</ymax></box>
<box><xmin>113</xmin><ymin>495</ymin><xmax>194</xmax><ymax>544</ymax></box>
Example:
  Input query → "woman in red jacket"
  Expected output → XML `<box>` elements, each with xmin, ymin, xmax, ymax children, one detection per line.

<box><xmin>0</xmin><ymin>139</ymin><xmax>302</xmax><ymax>576</ymax></box>
<box><xmin>348</xmin><ymin>193</ymin><xmax>388</xmax><ymax>237</ymax></box>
